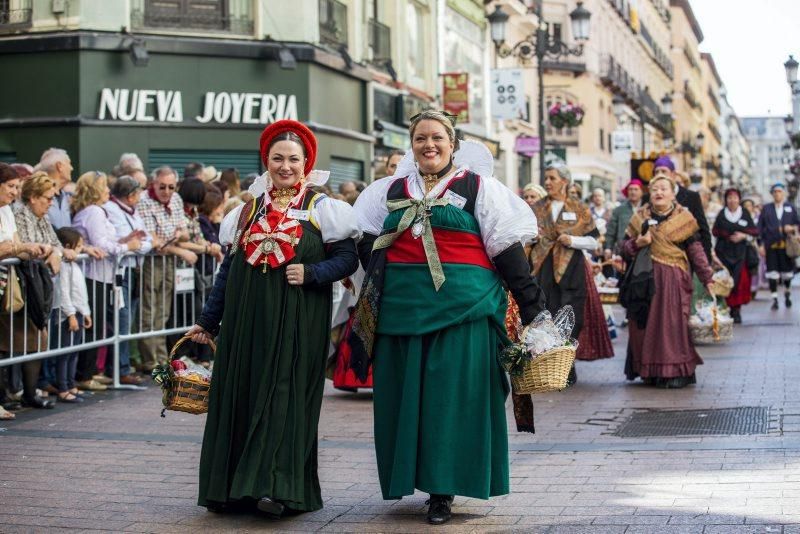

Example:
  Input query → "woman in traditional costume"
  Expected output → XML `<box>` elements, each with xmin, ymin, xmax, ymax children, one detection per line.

<box><xmin>350</xmin><ymin>110</ymin><xmax>545</xmax><ymax>525</ymax></box>
<box><xmin>187</xmin><ymin>120</ymin><xmax>360</xmax><ymax>515</ymax></box>
<box><xmin>529</xmin><ymin>165</ymin><xmax>612</xmax><ymax>384</ymax></box>
<box><xmin>621</xmin><ymin>174</ymin><xmax>714</xmax><ymax>388</ymax></box>
<box><xmin>712</xmin><ymin>188</ymin><xmax>759</xmax><ymax>323</ymax></box>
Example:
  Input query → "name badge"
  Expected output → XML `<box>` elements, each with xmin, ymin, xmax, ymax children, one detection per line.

<box><xmin>785</xmin><ymin>206</ymin><xmax>793</xmax><ymax>213</ymax></box>
<box><xmin>647</xmin><ymin>219</ymin><xmax>659</xmax><ymax>227</ymax></box>
<box><xmin>444</xmin><ymin>189</ymin><xmax>467</xmax><ymax>210</ymax></box>
<box><xmin>288</xmin><ymin>208</ymin><xmax>310</xmax><ymax>221</ymax></box>
<box><xmin>738</xmin><ymin>219</ymin><xmax>748</xmax><ymax>227</ymax></box>
<box><xmin>562</xmin><ymin>212</ymin><xmax>577</xmax><ymax>221</ymax></box>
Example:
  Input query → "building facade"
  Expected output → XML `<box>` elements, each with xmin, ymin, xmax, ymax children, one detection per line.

<box><xmin>0</xmin><ymin>1</ymin><xmax>374</xmax><ymax>183</ymax></box>
<box><xmin>699</xmin><ymin>52</ymin><xmax>722</xmax><ymax>188</ymax></box>
<box><xmin>743</xmin><ymin>117</ymin><xmax>789</xmax><ymax>198</ymax></box>
<box><xmin>718</xmin><ymin>86</ymin><xmax>752</xmax><ymax>193</ymax></box>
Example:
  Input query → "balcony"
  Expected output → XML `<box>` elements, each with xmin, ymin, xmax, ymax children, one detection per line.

<box><xmin>542</xmin><ymin>57</ymin><xmax>586</xmax><ymax>74</ymax></box>
<box><xmin>130</xmin><ymin>0</ymin><xmax>254</xmax><ymax>35</ymax></box>
<box><xmin>708</xmin><ymin>86</ymin><xmax>721</xmax><ymax>114</ymax></box>
<box><xmin>684</xmin><ymin>80</ymin><xmax>701</xmax><ymax>111</ymax></box>
<box><xmin>319</xmin><ymin>0</ymin><xmax>348</xmax><ymax>48</ymax></box>
<box><xmin>368</xmin><ymin>19</ymin><xmax>391</xmax><ymax>63</ymax></box>
<box><xmin>600</xmin><ymin>55</ymin><xmax>640</xmax><ymax>102</ymax></box>
<box><xmin>0</xmin><ymin>0</ymin><xmax>32</xmax><ymax>32</ymax></box>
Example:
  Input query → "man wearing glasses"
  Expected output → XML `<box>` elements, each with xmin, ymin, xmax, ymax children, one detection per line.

<box><xmin>136</xmin><ymin>166</ymin><xmax>196</xmax><ymax>372</ymax></box>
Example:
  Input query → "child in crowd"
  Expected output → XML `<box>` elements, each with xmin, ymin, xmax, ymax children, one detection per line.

<box><xmin>55</xmin><ymin>227</ymin><xmax>92</xmax><ymax>403</ymax></box>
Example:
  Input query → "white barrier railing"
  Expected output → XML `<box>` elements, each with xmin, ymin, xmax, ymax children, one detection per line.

<box><xmin>0</xmin><ymin>251</ymin><xmax>218</xmax><ymax>390</ymax></box>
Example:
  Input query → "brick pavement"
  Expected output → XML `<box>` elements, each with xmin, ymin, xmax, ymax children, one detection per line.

<box><xmin>1</xmin><ymin>292</ymin><xmax>799</xmax><ymax>533</ymax></box>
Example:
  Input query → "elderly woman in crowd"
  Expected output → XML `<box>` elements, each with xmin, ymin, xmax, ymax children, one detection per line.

<box><xmin>0</xmin><ymin>164</ymin><xmax>50</xmax><ymax>415</ymax></box>
<box><xmin>521</xmin><ymin>183</ymin><xmax>547</xmax><ymax>209</ymax></box>
<box><xmin>530</xmin><ymin>164</ymin><xmax>612</xmax><ymax>383</ymax></box>
<box><xmin>621</xmin><ymin>174</ymin><xmax>714</xmax><ymax>388</ymax></box>
<box><xmin>72</xmin><ymin>172</ymin><xmax>143</xmax><ymax>391</ymax></box>
<box><xmin>712</xmin><ymin>188</ymin><xmax>759</xmax><ymax>323</ymax></box>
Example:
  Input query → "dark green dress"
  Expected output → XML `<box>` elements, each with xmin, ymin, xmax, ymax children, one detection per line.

<box><xmin>197</xmin><ymin>227</ymin><xmax>330</xmax><ymax>511</ymax></box>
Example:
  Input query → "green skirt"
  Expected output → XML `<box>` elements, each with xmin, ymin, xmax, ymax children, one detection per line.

<box><xmin>197</xmin><ymin>240</ymin><xmax>330</xmax><ymax>511</ymax></box>
<box><xmin>373</xmin><ymin>316</ymin><xmax>511</xmax><ymax>500</ymax></box>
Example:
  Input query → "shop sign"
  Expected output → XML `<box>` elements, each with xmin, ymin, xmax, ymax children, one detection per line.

<box><xmin>442</xmin><ymin>72</ymin><xmax>470</xmax><ymax>124</ymax></box>
<box><xmin>612</xmin><ymin>130</ymin><xmax>634</xmax><ymax>162</ymax></box>
<box><xmin>490</xmin><ymin>69</ymin><xmax>526</xmax><ymax>121</ymax></box>
<box><xmin>97</xmin><ymin>88</ymin><xmax>298</xmax><ymax>124</ymax></box>
<box><xmin>515</xmin><ymin>136</ymin><xmax>540</xmax><ymax>156</ymax></box>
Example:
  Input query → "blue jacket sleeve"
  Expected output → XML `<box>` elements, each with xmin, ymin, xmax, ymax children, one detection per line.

<box><xmin>305</xmin><ymin>238</ymin><xmax>359</xmax><ymax>287</ymax></box>
<box><xmin>196</xmin><ymin>251</ymin><xmax>234</xmax><ymax>335</ymax></box>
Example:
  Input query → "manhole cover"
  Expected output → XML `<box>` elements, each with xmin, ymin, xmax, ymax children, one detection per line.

<box><xmin>614</xmin><ymin>407</ymin><xmax>770</xmax><ymax>437</ymax></box>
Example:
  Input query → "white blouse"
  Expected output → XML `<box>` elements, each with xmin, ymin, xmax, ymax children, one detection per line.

<box><xmin>0</xmin><ymin>205</ymin><xmax>17</xmax><ymax>242</ymax></box>
<box><xmin>354</xmin><ymin>167</ymin><xmax>537</xmax><ymax>259</ymax></box>
<box><xmin>219</xmin><ymin>194</ymin><xmax>361</xmax><ymax>246</ymax></box>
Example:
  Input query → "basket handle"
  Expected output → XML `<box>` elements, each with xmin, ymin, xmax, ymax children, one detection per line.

<box><xmin>170</xmin><ymin>333</ymin><xmax>217</xmax><ymax>360</ymax></box>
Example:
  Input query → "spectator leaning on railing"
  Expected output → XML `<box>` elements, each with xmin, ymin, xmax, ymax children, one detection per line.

<box><xmin>136</xmin><ymin>166</ymin><xmax>194</xmax><ymax>373</ymax></box>
<box><xmin>72</xmin><ymin>171</ymin><xmax>142</xmax><ymax>391</ymax></box>
<box><xmin>34</xmin><ymin>148</ymin><xmax>73</xmax><ymax>231</ymax></box>
<box><xmin>103</xmin><ymin>175</ymin><xmax>152</xmax><ymax>384</ymax></box>
<box><xmin>0</xmin><ymin>163</ymin><xmax>51</xmax><ymax>415</ymax></box>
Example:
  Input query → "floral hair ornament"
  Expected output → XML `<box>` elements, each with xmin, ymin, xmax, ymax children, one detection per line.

<box><xmin>258</xmin><ymin>119</ymin><xmax>318</xmax><ymax>177</ymax></box>
<box><xmin>408</xmin><ymin>110</ymin><xmax>458</xmax><ymax>127</ymax></box>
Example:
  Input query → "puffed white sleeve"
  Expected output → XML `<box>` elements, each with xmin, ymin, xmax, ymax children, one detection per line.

<box><xmin>218</xmin><ymin>203</ymin><xmax>245</xmax><ymax>246</ymax></box>
<box><xmin>353</xmin><ymin>177</ymin><xmax>396</xmax><ymax>237</ymax></box>
<box><xmin>475</xmin><ymin>175</ymin><xmax>538</xmax><ymax>258</ymax></box>
<box><xmin>311</xmin><ymin>196</ymin><xmax>362</xmax><ymax>243</ymax></box>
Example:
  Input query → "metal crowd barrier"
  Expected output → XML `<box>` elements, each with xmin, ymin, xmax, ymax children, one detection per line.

<box><xmin>0</xmin><ymin>251</ymin><xmax>219</xmax><ymax>390</ymax></box>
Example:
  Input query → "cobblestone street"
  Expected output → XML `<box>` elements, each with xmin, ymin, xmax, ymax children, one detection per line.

<box><xmin>2</xmin><ymin>293</ymin><xmax>800</xmax><ymax>533</ymax></box>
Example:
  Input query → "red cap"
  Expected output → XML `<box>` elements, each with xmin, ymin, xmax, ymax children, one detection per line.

<box><xmin>259</xmin><ymin>120</ymin><xmax>317</xmax><ymax>176</ymax></box>
<box><xmin>623</xmin><ymin>178</ymin><xmax>645</xmax><ymax>198</ymax></box>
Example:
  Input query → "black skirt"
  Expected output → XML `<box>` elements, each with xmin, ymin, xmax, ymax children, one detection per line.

<box><xmin>766</xmin><ymin>247</ymin><xmax>794</xmax><ymax>274</ymax></box>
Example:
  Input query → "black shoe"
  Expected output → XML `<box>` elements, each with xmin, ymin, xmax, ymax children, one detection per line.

<box><xmin>256</xmin><ymin>497</ymin><xmax>285</xmax><ymax>518</ymax></box>
<box><xmin>730</xmin><ymin>308</ymin><xmax>742</xmax><ymax>324</ymax></box>
<box><xmin>426</xmin><ymin>494</ymin><xmax>453</xmax><ymax>525</ymax></box>
<box><xmin>566</xmin><ymin>364</ymin><xmax>577</xmax><ymax>387</ymax></box>
<box><xmin>206</xmin><ymin>503</ymin><xmax>228</xmax><ymax>513</ymax></box>
<box><xmin>21</xmin><ymin>395</ymin><xmax>55</xmax><ymax>409</ymax></box>
<box><xmin>786</xmin><ymin>294</ymin><xmax>793</xmax><ymax>308</ymax></box>
<box><xmin>772</xmin><ymin>298</ymin><xmax>779</xmax><ymax>310</ymax></box>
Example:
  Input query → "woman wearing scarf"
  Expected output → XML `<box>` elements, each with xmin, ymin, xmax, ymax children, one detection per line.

<box><xmin>621</xmin><ymin>174</ymin><xmax>715</xmax><ymax>388</ymax></box>
<box><xmin>187</xmin><ymin>120</ymin><xmax>360</xmax><ymax>515</ymax></box>
<box><xmin>351</xmin><ymin>110</ymin><xmax>545</xmax><ymax>525</ymax></box>
<box><xmin>529</xmin><ymin>164</ymin><xmax>613</xmax><ymax>385</ymax></box>
<box><xmin>712</xmin><ymin>189</ymin><xmax>759</xmax><ymax>323</ymax></box>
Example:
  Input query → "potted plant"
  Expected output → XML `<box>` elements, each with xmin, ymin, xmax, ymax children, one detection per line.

<box><xmin>549</xmin><ymin>101</ymin><xmax>585</xmax><ymax>129</ymax></box>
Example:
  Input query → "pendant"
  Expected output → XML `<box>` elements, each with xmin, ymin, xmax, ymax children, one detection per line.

<box><xmin>412</xmin><ymin>221</ymin><xmax>425</xmax><ymax>239</ymax></box>
<box><xmin>262</xmin><ymin>239</ymin><xmax>275</xmax><ymax>253</ymax></box>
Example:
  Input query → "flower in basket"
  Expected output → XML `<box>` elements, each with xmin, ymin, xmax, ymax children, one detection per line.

<box><xmin>548</xmin><ymin>101</ymin><xmax>585</xmax><ymax>129</ymax></box>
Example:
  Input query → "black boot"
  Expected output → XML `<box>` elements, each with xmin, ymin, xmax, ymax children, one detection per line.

<box><xmin>426</xmin><ymin>494</ymin><xmax>453</xmax><ymax>525</ymax></box>
<box><xmin>566</xmin><ymin>364</ymin><xmax>577</xmax><ymax>387</ymax></box>
<box><xmin>256</xmin><ymin>497</ymin><xmax>285</xmax><ymax>518</ymax></box>
<box><xmin>730</xmin><ymin>307</ymin><xmax>741</xmax><ymax>324</ymax></box>
<box><xmin>786</xmin><ymin>293</ymin><xmax>793</xmax><ymax>308</ymax></box>
<box><xmin>772</xmin><ymin>298</ymin><xmax>779</xmax><ymax>310</ymax></box>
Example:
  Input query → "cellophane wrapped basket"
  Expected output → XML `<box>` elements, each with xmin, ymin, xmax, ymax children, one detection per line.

<box><xmin>510</xmin><ymin>345</ymin><xmax>577</xmax><ymax>394</ymax></box>
<box><xmin>152</xmin><ymin>335</ymin><xmax>215</xmax><ymax>416</ymax></box>
<box><xmin>689</xmin><ymin>303</ymin><xmax>733</xmax><ymax>345</ymax></box>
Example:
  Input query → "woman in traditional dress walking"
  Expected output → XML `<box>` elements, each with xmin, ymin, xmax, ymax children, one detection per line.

<box><xmin>712</xmin><ymin>188</ymin><xmax>759</xmax><ymax>323</ymax></box>
<box><xmin>350</xmin><ymin>110</ymin><xmax>545</xmax><ymax>525</ymax></box>
<box><xmin>621</xmin><ymin>174</ymin><xmax>714</xmax><ymax>388</ymax></box>
<box><xmin>187</xmin><ymin>120</ymin><xmax>360</xmax><ymax>515</ymax></box>
<box><xmin>529</xmin><ymin>164</ymin><xmax>612</xmax><ymax>384</ymax></box>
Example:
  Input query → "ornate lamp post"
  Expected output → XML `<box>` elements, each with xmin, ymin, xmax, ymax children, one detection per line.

<box><xmin>487</xmin><ymin>1</ymin><xmax>591</xmax><ymax>182</ymax></box>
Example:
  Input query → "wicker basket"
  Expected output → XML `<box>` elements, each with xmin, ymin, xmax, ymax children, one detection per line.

<box><xmin>689</xmin><ymin>306</ymin><xmax>733</xmax><ymax>345</ymax></box>
<box><xmin>511</xmin><ymin>346</ymin><xmax>577</xmax><ymax>394</ymax></box>
<box><xmin>710</xmin><ymin>268</ymin><xmax>734</xmax><ymax>298</ymax></box>
<box><xmin>598</xmin><ymin>288</ymin><xmax>619</xmax><ymax>305</ymax></box>
<box><xmin>158</xmin><ymin>335</ymin><xmax>215</xmax><ymax>416</ymax></box>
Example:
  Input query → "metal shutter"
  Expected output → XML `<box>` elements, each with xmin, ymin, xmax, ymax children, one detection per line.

<box><xmin>147</xmin><ymin>149</ymin><xmax>261</xmax><ymax>176</ymax></box>
<box><xmin>329</xmin><ymin>157</ymin><xmax>363</xmax><ymax>189</ymax></box>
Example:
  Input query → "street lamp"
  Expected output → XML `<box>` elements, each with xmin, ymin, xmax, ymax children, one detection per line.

<box><xmin>661</xmin><ymin>93</ymin><xmax>673</xmax><ymax>116</ymax></box>
<box><xmin>695</xmin><ymin>132</ymin><xmax>705</xmax><ymax>151</ymax></box>
<box><xmin>785</xmin><ymin>114</ymin><xmax>795</xmax><ymax>135</ymax></box>
<box><xmin>489</xmin><ymin>2</ymin><xmax>591</xmax><ymax>183</ymax></box>
<box><xmin>785</xmin><ymin>55</ymin><xmax>798</xmax><ymax>85</ymax></box>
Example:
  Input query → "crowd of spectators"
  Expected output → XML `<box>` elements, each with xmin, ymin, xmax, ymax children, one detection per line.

<box><xmin>0</xmin><ymin>149</ymin><xmax>247</xmax><ymax>420</ymax></box>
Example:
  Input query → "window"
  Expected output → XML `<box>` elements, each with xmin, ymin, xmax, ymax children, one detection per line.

<box><xmin>406</xmin><ymin>2</ymin><xmax>426</xmax><ymax>83</ymax></box>
<box><xmin>0</xmin><ymin>0</ymin><xmax>32</xmax><ymax>27</ymax></box>
<box><xmin>134</xmin><ymin>0</ymin><xmax>253</xmax><ymax>34</ymax></box>
<box><xmin>600</xmin><ymin>128</ymin><xmax>605</xmax><ymax>150</ymax></box>
<box><xmin>444</xmin><ymin>7</ymin><xmax>486</xmax><ymax>128</ymax></box>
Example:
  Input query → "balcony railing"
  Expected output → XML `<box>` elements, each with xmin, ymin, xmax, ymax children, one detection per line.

<box><xmin>708</xmin><ymin>86</ymin><xmax>721</xmax><ymax>114</ymax></box>
<box><xmin>369</xmin><ymin>19</ymin><xmax>391</xmax><ymax>62</ymax></box>
<box><xmin>130</xmin><ymin>0</ymin><xmax>254</xmax><ymax>35</ymax></box>
<box><xmin>600</xmin><ymin>55</ymin><xmax>640</xmax><ymax>102</ymax></box>
<box><xmin>684</xmin><ymin>80</ymin><xmax>701</xmax><ymax>111</ymax></box>
<box><xmin>319</xmin><ymin>0</ymin><xmax>348</xmax><ymax>48</ymax></box>
<box><xmin>0</xmin><ymin>0</ymin><xmax>32</xmax><ymax>31</ymax></box>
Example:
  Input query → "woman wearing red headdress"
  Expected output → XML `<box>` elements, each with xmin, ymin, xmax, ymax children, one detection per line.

<box><xmin>187</xmin><ymin>120</ymin><xmax>360</xmax><ymax>515</ymax></box>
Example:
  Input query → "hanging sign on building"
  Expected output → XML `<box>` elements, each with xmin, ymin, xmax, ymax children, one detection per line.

<box><xmin>97</xmin><ymin>88</ymin><xmax>298</xmax><ymax>125</ymax></box>
<box><xmin>612</xmin><ymin>130</ymin><xmax>635</xmax><ymax>162</ymax></box>
<box><xmin>442</xmin><ymin>72</ymin><xmax>470</xmax><ymax>123</ymax></box>
<box><xmin>515</xmin><ymin>136</ymin><xmax>540</xmax><ymax>156</ymax></box>
<box><xmin>490</xmin><ymin>69</ymin><xmax>526</xmax><ymax>121</ymax></box>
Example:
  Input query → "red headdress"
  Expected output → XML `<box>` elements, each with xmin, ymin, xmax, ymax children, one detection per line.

<box><xmin>259</xmin><ymin>120</ymin><xmax>317</xmax><ymax>177</ymax></box>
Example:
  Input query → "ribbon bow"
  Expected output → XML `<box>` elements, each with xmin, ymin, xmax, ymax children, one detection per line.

<box><xmin>373</xmin><ymin>197</ymin><xmax>450</xmax><ymax>291</ymax></box>
<box><xmin>243</xmin><ymin>212</ymin><xmax>303</xmax><ymax>270</ymax></box>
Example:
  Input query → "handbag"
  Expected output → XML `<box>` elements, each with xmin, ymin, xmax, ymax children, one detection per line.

<box><xmin>1</xmin><ymin>264</ymin><xmax>24</xmax><ymax>314</ymax></box>
<box><xmin>745</xmin><ymin>243</ymin><xmax>760</xmax><ymax>271</ymax></box>
<box><xmin>786</xmin><ymin>235</ymin><xmax>800</xmax><ymax>259</ymax></box>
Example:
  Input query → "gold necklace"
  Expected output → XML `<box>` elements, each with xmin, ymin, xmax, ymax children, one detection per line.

<box><xmin>422</xmin><ymin>173</ymin><xmax>441</xmax><ymax>194</ymax></box>
<box><xmin>271</xmin><ymin>187</ymin><xmax>296</xmax><ymax>212</ymax></box>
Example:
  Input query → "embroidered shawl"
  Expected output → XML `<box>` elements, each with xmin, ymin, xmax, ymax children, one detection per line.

<box><xmin>626</xmin><ymin>204</ymin><xmax>699</xmax><ymax>272</ymax></box>
<box><xmin>530</xmin><ymin>196</ymin><xmax>595</xmax><ymax>283</ymax></box>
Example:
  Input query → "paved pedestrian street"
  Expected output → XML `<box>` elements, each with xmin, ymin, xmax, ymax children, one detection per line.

<box><xmin>2</xmin><ymin>294</ymin><xmax>800</xmax><ymax>533</ymax></box>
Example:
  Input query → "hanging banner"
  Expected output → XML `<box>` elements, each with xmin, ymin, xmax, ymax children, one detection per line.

<box><xmin>491</xmin><ymin>69</ymin><xmax>526</xmax><ymax>121</ymax></box>
<box><xmin>442</xmin><ymin>72</ymin><xmax>470</xmax><ymax>124</ymax></box>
